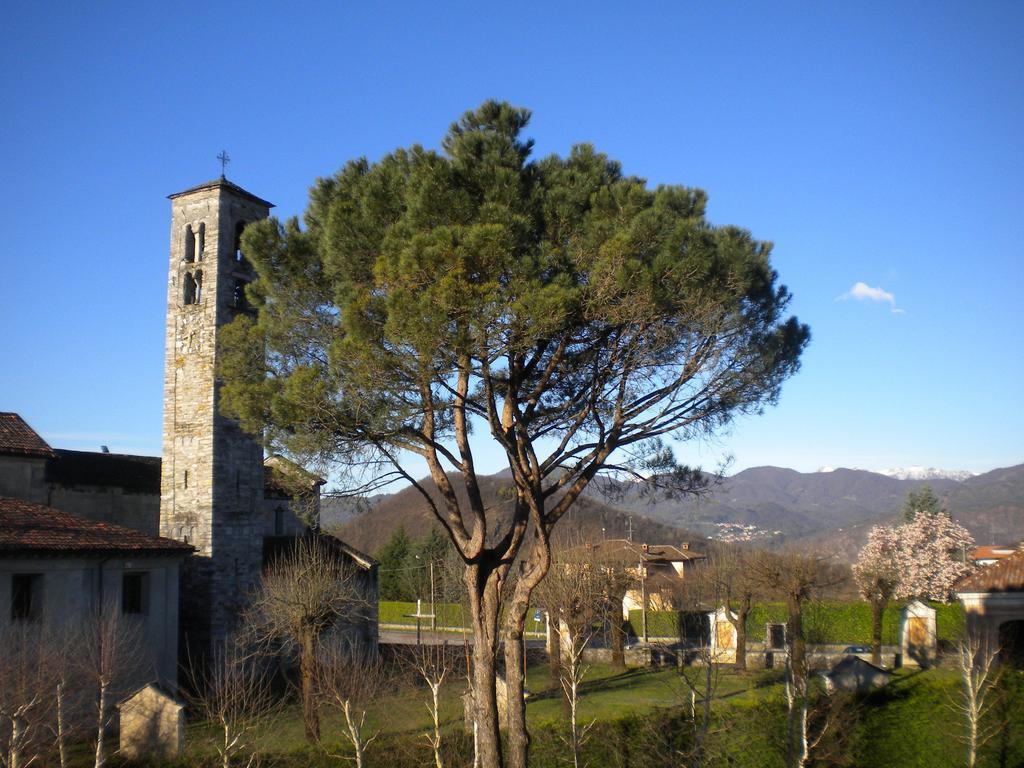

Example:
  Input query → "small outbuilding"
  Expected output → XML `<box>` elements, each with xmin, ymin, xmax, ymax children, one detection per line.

<box><xmin>956</xmin><ymin>547</ymin><xmax>1024</xmax><ymax>668</ymax></box>
<box><xmin>117</xmin><ymin>683</ymin><xmax>185</xmax><ymax>760</ymax></box>
<box><xmin>708</xmin><ymin>606</ymin><xmax>738</xmax><ymax>663</ymax></box>
<box><xmin>900</xmin><ymin>599</ymin><xmax>937</xmax><ymax>667</ymax></box>
<box><xmin>822</xmin><ymin>656</ymin><xmax>891</xmax><ymax>694</ymax></box>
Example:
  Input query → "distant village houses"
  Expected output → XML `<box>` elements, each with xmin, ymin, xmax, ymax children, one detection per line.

<box><xmin>569</xmin><ymin>538</ymin><xmax>706</xmax><ymax>618</ymax></box>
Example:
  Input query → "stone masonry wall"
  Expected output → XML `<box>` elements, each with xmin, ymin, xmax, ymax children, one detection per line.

<box><xmin>159</xmin><ymin>181</ymin><xmax>271</xmax><ymax>654</ymax></box>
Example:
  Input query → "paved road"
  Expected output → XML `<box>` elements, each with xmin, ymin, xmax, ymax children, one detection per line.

<box><xmin>380</xmin><ymin>628</ymin><xmax>546</xmax><ymax>648</ymax></box>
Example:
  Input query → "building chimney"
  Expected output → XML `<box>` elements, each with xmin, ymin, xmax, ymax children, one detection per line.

<box><xmin>680</xmin><ymin>542</ymin><xmax>689</xmax><ymax>550</ymax></box>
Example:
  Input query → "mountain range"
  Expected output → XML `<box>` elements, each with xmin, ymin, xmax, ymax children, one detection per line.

<box><xmin>323</xmin><ymin>463</ymin><xmax>1024</xmax><ymax>562</ymax></box>
<box><xmin>325</xmin><ymin>472</ymin><xmax>705</xmax><ymax>556</ymax></box>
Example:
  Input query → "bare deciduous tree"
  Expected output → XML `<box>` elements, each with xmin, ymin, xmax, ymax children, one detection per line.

<box><xmin>244</xmin><ymin>535</ymin><xmax>370</xmax><ymax>743</ymax></box>
<box><xmin>186</xmin><ymin>643</ymin><xmax>277</xmax><ymax>768</ymax></box>
<box><xmin>0</xmin><ymin>625</ymin><xmax>50</xmax><ymax>768</ymax></box>
<box><xmin>754</xmin><ymin>552</ymin><xmax>843</xmax><ymax>768</ymax></box>
<box><xmin>79</xmin><ymin>605</ymin><xmax>149</xmax><ymax>768</ymax></box>
<box><xmin>45</xmin><ymin>624</ymin><xmax>83</xmax><ymax>768</ymax></box>
<box><xmin>535</xmin><ymin>547</ymin><xmax>607</xmax><ymax>768</ymax></box>
<box><xmin>405</xmin><ymin>643</ymin><xmax>457</xmax><ymax>768</ymax></box>
<box><xmin>952</xmin><ymin>628</ymin><xmax>1002</xmax><ymax>768</ymax></box>
<box><xmin>670</xmin><ymin>561</ymin><xmax>726</xmax><ymax>768</ymax></box>
<box><xmin>559</xmin><ymin>628</ymin><xmax>595</xmax><ymax>768</ymax></box>
<box><xmin>705</xmin><ymin>545</ymin><xmax>759</xmax><ymax>671</ymax></box>
<box><xmin>316</xmin><ymin>641</ymin><xmax>389</xmax><ymax>768</ymax></box>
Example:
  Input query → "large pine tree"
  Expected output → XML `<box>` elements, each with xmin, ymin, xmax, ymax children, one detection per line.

<box><xmin>220</xmin><ymin>101</ymin><xmax>808</xmax><ymax>768</ymax></box>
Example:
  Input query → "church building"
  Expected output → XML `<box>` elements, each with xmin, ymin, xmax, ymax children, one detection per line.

<box><xmin>0</xmin><ymin>177</ymin><xmax>377</xmax><ymax>686</ymax></box>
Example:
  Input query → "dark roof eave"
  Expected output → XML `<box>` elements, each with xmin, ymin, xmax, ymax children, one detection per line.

<box><xmin>168</xmin><ymin>178</ymin><xmax>274</xmax><ymax>208</ymax></box>
<box><xmin>0</xmin><ymin>547</ymin><xmax>193</xmax><ymax>559</ymax></box>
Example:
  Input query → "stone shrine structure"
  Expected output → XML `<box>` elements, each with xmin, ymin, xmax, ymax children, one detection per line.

<box><xmin>708</xmin><ymin>605</ymin><xmax>738</xmax><ymax>664</ymax></box>
<box><xmin>899</xmin><ymin>599</ymin><xmax>937</xmax><ymax>667</ymax></box>
<box><xmin>117</xmin><ymin>684</ymin><xmax>186</xmax><ymax>760</ymax></box>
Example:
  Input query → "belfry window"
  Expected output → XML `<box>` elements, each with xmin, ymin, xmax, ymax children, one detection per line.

<box><xmin>184</xmin><ymin>225</ymin><xmax>196</xmax><ymax>263</ymax></box>
<box><xmin>194</xmin><ymin>270</ymin><xmax>203</xmax><ymax>302</ymax></box>
<box><xmin>232</xmin><ymin>280</ymin><xmax>248</xmax><ymax>311</ymax></box>
<box><xmin>183</xmin><ymin>272</ymin><xmax>197</xmax><ymax>305</ymax></box>
<box><xmin>197</xmin><ymin>223</ymin><xmax>206</xmax><ymax>261</ymax></box>
<box><xmin>234</xmin><ymin>221</ymin><xmax>247</xmax><ymax>263</ymax></box>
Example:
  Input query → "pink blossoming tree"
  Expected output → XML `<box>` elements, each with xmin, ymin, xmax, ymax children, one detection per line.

<box><xmin>854</xmin><ymin>509</ymin><xmax>974</xmax><ymax>663</ymax></box>
<box><xmin>853</xmin><ymin>525</ymin><xmax>901</xmax><ymax>664</ymax></box>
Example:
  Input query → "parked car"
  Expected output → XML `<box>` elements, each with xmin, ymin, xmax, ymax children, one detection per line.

<box><xmin>842</xmin><ymin>645</ymin><xmax>871</xmax><ymax>655</ymax></box>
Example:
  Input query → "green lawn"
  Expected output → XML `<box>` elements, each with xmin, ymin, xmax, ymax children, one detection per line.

<box><xmin>111</xmin><ymin>662</ymin><xmax>1024</xmax><ymax>767</ymax></box>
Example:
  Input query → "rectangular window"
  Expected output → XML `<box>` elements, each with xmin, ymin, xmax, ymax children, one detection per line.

<box><xmin>11</xmin><ymin>574</ymin><xmax>42</xmax><ymax>622</ymax></box>
<box><xmin>122</xmin><ymin>572</ymin><xmax>148</xmax><ymax>615</ymax></box>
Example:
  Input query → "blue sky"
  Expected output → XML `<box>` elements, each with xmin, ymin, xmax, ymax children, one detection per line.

<box><xmin>1</xmin><ymin>1</ymin><xmax>1021</xmax><ymax>476</ymax></box>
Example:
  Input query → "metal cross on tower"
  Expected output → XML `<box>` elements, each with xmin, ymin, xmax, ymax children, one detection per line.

<box><xmin>217</xmin><ymin>150</ymin><xmax>231</xmax><ymax>179</ymax></box>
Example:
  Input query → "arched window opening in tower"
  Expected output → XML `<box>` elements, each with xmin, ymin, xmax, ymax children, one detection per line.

<box><xmin>234</xmin><ymin>221</ymin><xmax>247</xmax><ymax>263</ymax></box>
<box><xmin>194</xmin><ymin>270</ymin><xmax>203</xmax><ymax>303</ymax></box>
<box><xmin>184</xmin><ymin>225</ymin><xmax>195</xmax><ymax>263</ymax></box>
<box><xmin>183</xmin><ymin>272</ymin><xmax>197</xmax><ymax>305</ymax></box>
<box><xmin>197</xmin><ymin>222</ymin><xmax>206</xmax><ymax>261</ymax></box>
<box><xmin>232</xmin><ymin>280</ymin><xmax>248</xmax><ymax>311</ymax></box>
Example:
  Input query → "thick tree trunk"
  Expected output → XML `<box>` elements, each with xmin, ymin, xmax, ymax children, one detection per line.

<box><xmin>610</xmin><ymin>612</ymin><xmax>626</xmax><ymax>670</ymax></box>
<box><xmin>735</xmin><ymin>599</ymin><xmax>750</xmax><ymax>672</ymax></box>
<box><xmin>787</xmin><ymin>597</ymin><xmax>806</xmax><ymax>692</ymax></box>
<box><xmin>11</xmin><ymin>714</ymin><xmax>26</xmax><ymax>768</ymax></box>
<box><xmin>299</xmin><ymin>628</ymin><xmax>320</xmax><ymax>743</ymax></box>
<box><xmin>871</xmin><ymin>598</ymin><xmax>886</xmax><ymax>666</ymax></box>
<box><xmin>56</xmin><ymin>681</ymin><xmax>68</xmax><ymax>768</ymax></box>
<box><xmin>546</xmin><ymin>617</ymin><xmax>571</xmax><ymax>717</ymax></box>
<box><xmin>786</xmin><ymin>596</ymin><xmax>807</xmax><ymax>768</ymax></box>
<box><xmin>467</xmin><ymin>564</ymin><xmax>504</xmax><ymax>768</ymax></box>
<box><xmin>504</xmin><ymin>530</ymin><xmax>552</xmax><ymax>768</ymax></box>
<box><xmin>548</xmin><ymin>616</ymin><xmax>561</xmax><ymax>685</ymax></box>
<box><xmin>504</xmin><ymin>620</ymin><xmax>530</xmax><ymax>768</ymax></box>
<box><xmin>94</xmin><ymin>682</ymin><xmax>108</xmax><ymax>768</ymax></box>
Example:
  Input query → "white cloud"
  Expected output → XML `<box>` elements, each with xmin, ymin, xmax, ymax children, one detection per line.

<box><xmin>837</xmin><ymin>281</ymin><xmax>904</xmax><ymax>314</ymax></box>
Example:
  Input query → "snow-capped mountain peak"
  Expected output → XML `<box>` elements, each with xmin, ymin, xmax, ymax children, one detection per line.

<box><xmin>880</xmin><ymin>466</ymin><xmax>976</xmax><ymax>482</ymax></box>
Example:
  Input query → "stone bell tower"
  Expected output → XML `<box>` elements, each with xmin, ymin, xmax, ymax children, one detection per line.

<box><xmin>159</xmin><ymin>177</ymin><xmax>272</xmax><ymax>654</ymax></box>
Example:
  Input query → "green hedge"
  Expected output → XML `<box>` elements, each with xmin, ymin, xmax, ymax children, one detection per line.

<box><xmin>627</xmin><ymin>601</ymin><xmax>966</xmax><ymax>645</ymax></box>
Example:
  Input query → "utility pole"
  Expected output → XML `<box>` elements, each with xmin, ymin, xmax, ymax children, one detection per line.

<box><xmin>639</xmin><ymin>553</ymin><xmax>648</xmax><ymax>644</ymax></box>
<box><xmin>429</xmin><ymin>559</ymin><xmax>436</xmax><ymax>631</ymax></box>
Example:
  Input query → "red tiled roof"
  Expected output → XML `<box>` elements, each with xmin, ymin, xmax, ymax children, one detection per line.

<box><xmin>970</xmin><ymin>545</ymin><xmax>1017</xmax><ymax>561</ymax></box>
<box><xmin>957</xmin><ymin>548</ymin><xmax>1024</xmax><ymax>593</ymax></box>
<box><xmin>0</xmin><ymin>497</ymin><xmax>192</xmax><ymax>556</ymax></box>
<box><xmin>0</xmin><ymin>413</ymin><xmax>54</xmax><ymax>458</ymax></box>
<box><xmin>570</xmin><ymin>539</ymin><xmax>706</xmax><ymax>565</ymax></box>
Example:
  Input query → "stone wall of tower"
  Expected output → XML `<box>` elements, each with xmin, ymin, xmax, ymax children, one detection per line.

<box><xmin>159</xmin><ymin>180</ymin><xmax>272</xmax><ymax>654</ymax></box>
